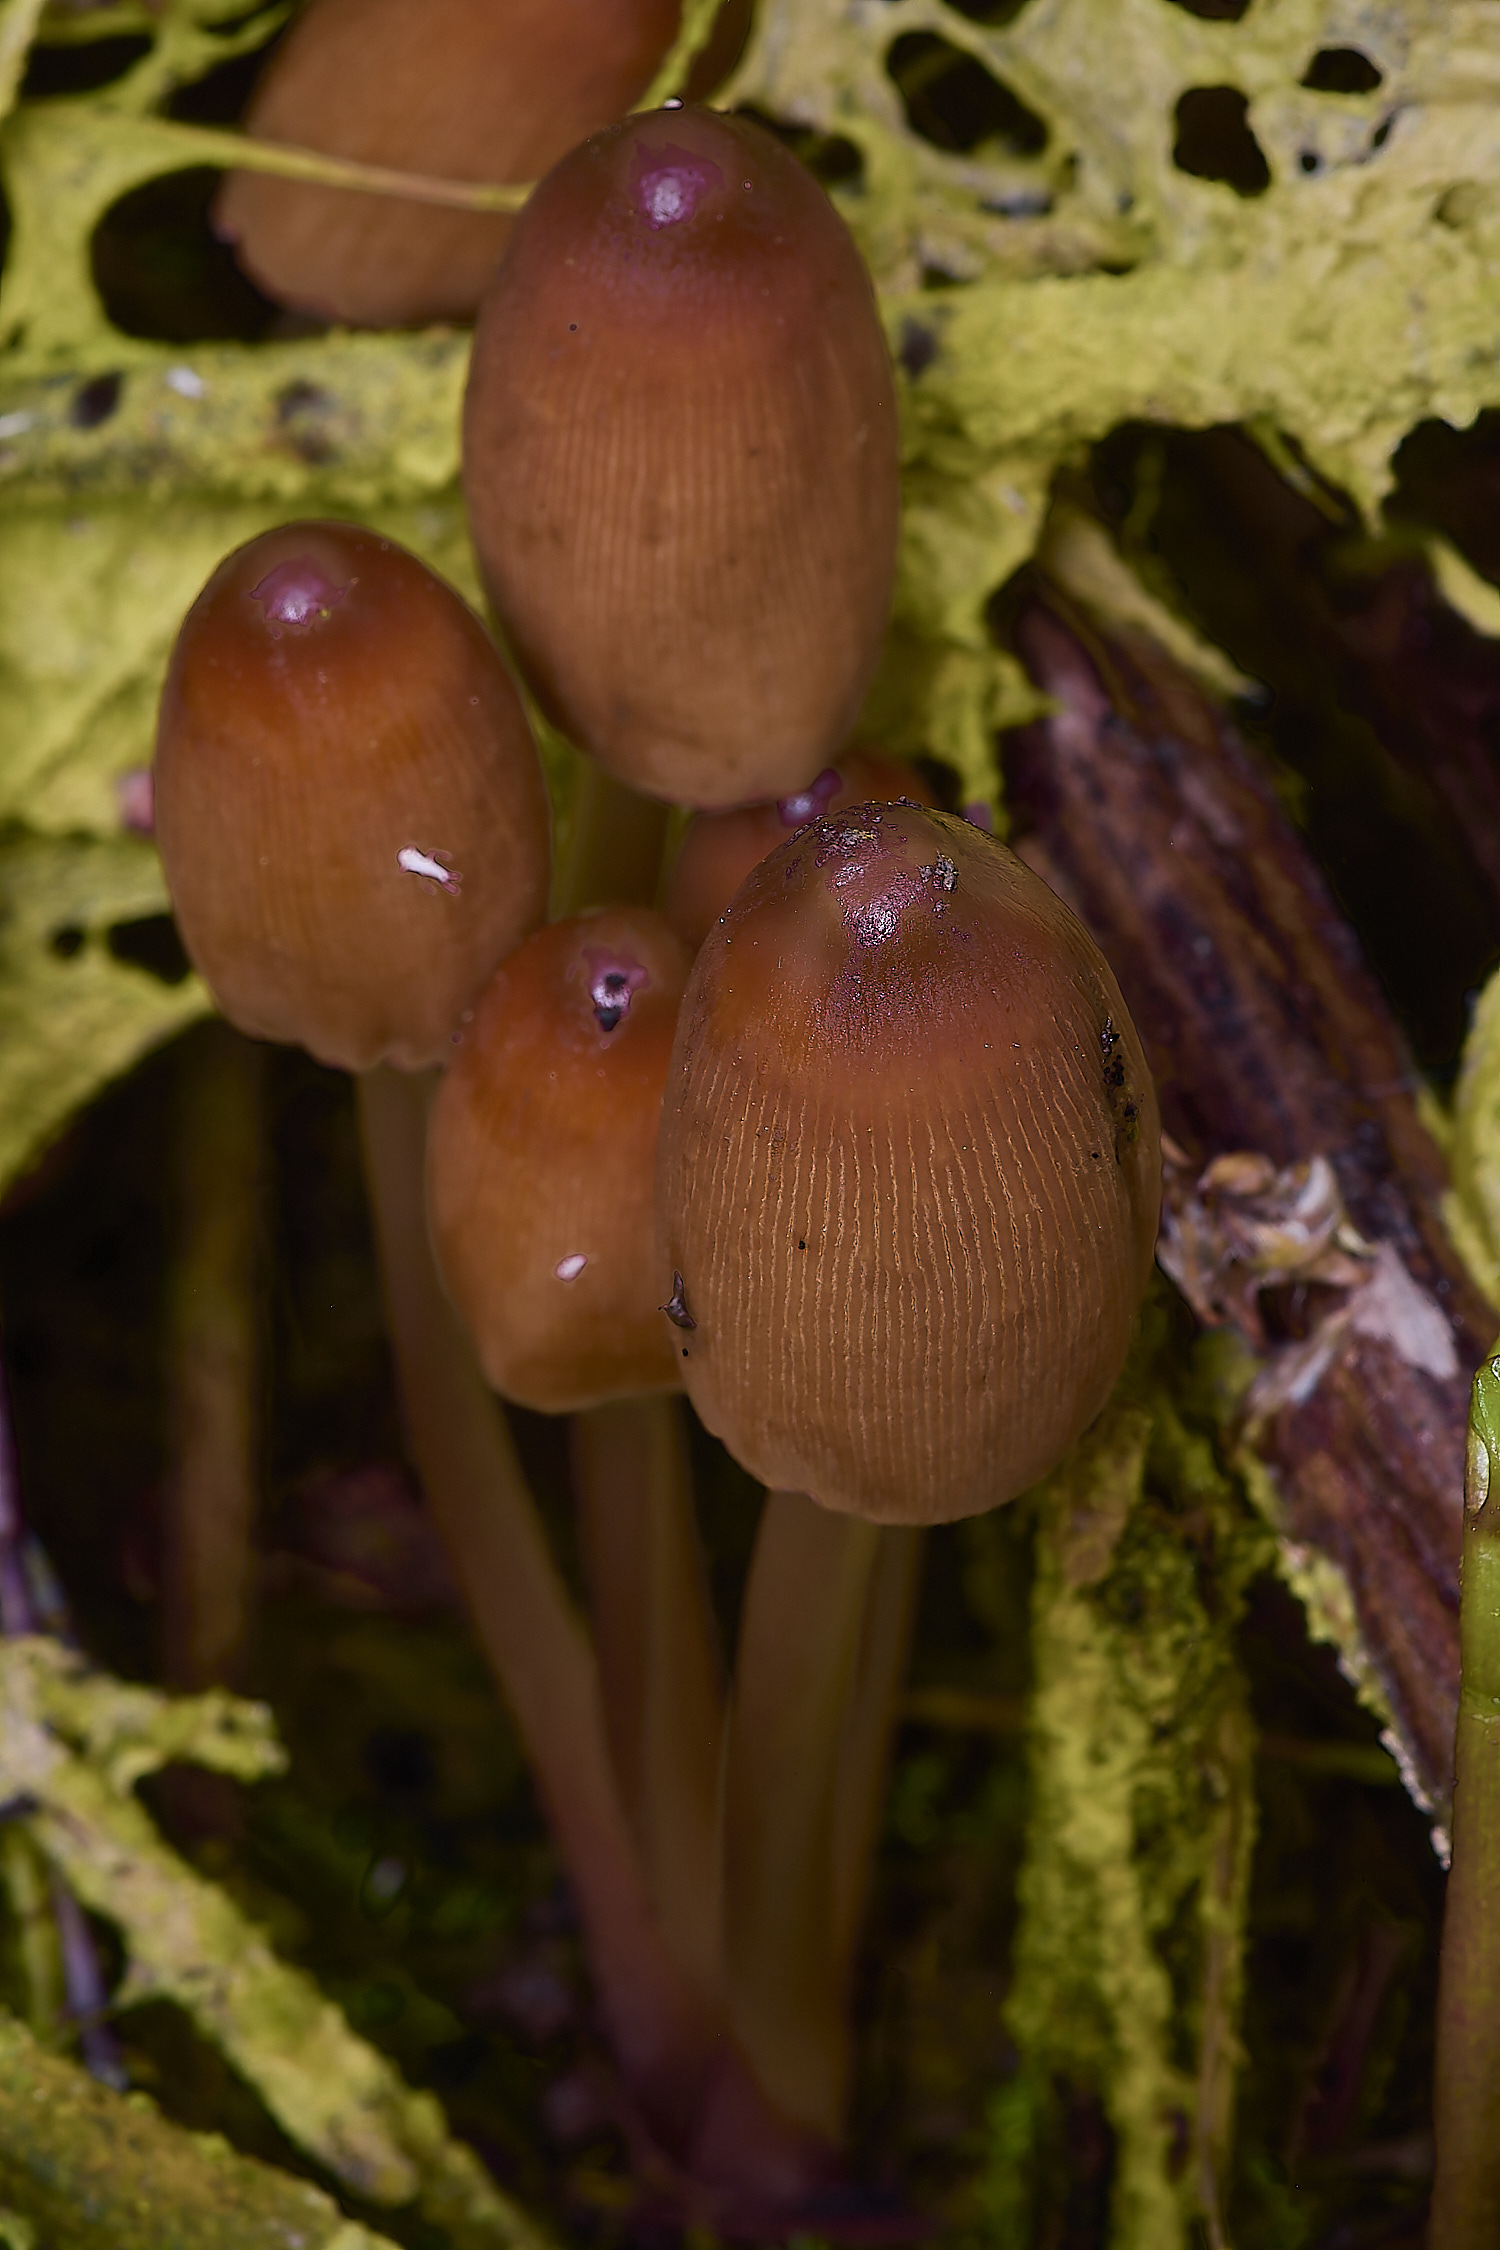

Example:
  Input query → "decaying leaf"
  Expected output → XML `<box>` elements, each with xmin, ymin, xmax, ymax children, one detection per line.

<box><xmin>0</xmin><ymin>1640</ymin><xmax>549</xmax><ymax>2250</ymax></box>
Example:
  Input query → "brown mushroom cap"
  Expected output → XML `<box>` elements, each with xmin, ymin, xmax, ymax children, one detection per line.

<box><xmin>665</xmin><ymin>750</ymin><xmax>939</xmax><ymax>950</ymax></box>
<box><xmin>428</xmin><ymin>906</ymin><xmax>692</xmax><ymax>1412</ymax></box>
<box><xmin>463</xmin><ymin>105</ymin><xmax>900</xmax><ymax>809</ymax></box>
<box><xmin>155</xmin><ymin>521</ymin><xmax>550</xmax><ymax>1072</ymax></box>
<box><xmin>214</xmin><ymin>0</ymin><xmax>685</xmax><ymax>328</ymax></box>
<box><xmin>656</xmin><ymin>803</ymin><xmax>1161</xmax><ymax>1523</ymax></box>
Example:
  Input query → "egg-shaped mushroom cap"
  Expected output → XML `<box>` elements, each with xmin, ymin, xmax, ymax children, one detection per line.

<box><xmin>656</xmin><ymin>803</ymin><xmax>1161</xmax><ymax>1524</ymax></box>
<box><xmin>429</xmin><ymin>906</ymin><xmax>692</xmax><ymax>1413</ymax></box>
<box><xmin>215</xmin><ymin>0</ymin><xmax>686</xmax><ymax>329</ymax></box>
<box><xmin>463</xmin><ymin>105</ymin><xmax>900</xmax><ymax>810</ymax></box>
<box><xmin>155</xmin><ymin>521</ymin><xmax>550</xmax><ymax>1073</ymax></box>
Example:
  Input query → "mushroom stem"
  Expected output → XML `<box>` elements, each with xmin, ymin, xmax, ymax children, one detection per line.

<box><xmin>574</xmin><ymin>1396</ymin><xmax>725</xmax><ymax>2010</ymax></box>
<box><xmin>831</xmin><ymin>1524</ymin><xmax>924</xmax><ymax>1982</ymax></box>
<box><xmin>1431</xmin><ymin>1348</ymin><xmax>1500</xmax><ymax>2244</ymax></box>
<box><xmin>554</xmin><ymin>761</ymin><xmax>671</xmax><ymax>919</ymax></box>
<box><xmin>355</xmin><ymin>1064</ymin><xmax>717</xmax><ymax>2138</ymax></box>
<box><xmin>719</xmin><ymin>1490</ymin><xmax>882</xmax><ymax>2141</ymax></box>
<box><xmin>162</xmin><ymin>1022</ymin><xmax>264</xmax><ymax>1691</ymax></box>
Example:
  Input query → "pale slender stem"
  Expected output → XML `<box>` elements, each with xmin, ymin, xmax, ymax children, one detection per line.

<box><xmin>162</xmin><ymin>1023</ymin><xmax>263</xmax><ymax>1692</ymax></box>
<box><xmin>574</xmin><ymin>1397</ymin><xmax>725</xmax><ymax>2010</ymax></box>
<box><xmin>356</xmin><ymin>1064</ymin><xmax>718</xmax><ymax>2141</ymax></box>
<box><xmin>92</xmin><ymin>111</ymin><xmax>534</xmax><ymax>213</ymax></box>
<box><xmin>830</xmin><ymin>1525</ymin><xmax>923</xmax><ymax>1982</ymax></box>
<box><xmin>553</xmin><ymin>762</ymin><xmax>671</xmax><ymax>920</ymax></box>
<box><xmin>1432</xmin><ymin>1350</ymin><xmax>1500</xmax><ymax>2243</ymax></box>
<box><xmin>720</xmin><ymin>1491</ymin><xmax>881</xmax><ymax>2141</ymax></box>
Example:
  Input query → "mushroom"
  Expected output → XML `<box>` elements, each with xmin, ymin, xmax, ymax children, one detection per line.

<box><xmin>153</xmin><ymin>522</ymin><xmax>745</xmax><ymax>2178</ymax></box>
<box><xmin>657</xmin><ymin>801</ymin><xmax>1161</xmax><ymax>1521</ymax></box>
<box><xmin>665</xmin><ymin>749</ymin><xmax>940</xmax><ymax>950</ymax></box>
<box><xmin>656</xmin><ymin>799</ymin><xmax>1160</xmax><ymax>2136</ymax></box>
<box><xmin>463</xmin><ymin>104</ymin><xmax>900</xmax><ymax>809</ymax></box>
<box><xmin>426</xmin><ymin>905</ymin><xmax>692</xmax><ymax>1411</ymax></box>
<box><xmin>154</xmin><ymin>520</ymin><xmax>550</xmax><ymax>1070</ymax></box>
<box><xmin>215</xmin><ymin>0</ymin><xmax>751</xmax><ymax>328</ymax></box>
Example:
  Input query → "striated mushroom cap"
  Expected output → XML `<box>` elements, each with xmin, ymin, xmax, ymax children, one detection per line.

<box><xmin>463</xmin><ymin>105</ymin><xmax>900</xmax><ymax>809</ymax></box>
<box><xmin>656</xmin><ymin>803</ymin><xmax>1161</xmax><ymax>1523</ymax></box>
<box><xmin>155</xmin><ymin>521</ymin><xmax>550</xmax><ymax>1072</ymax></box>
<box><xmin>215</xmin><ymin>0</ymin><xmax>699</xmax><ymax>329</ymax></box>
<box><xmin>665</xmin><ymin>750</ymin><xmax>938</xmax><ymax>950</ymax></box>
<box><xmin>428</xmin><ymin>906</ymin><xmax>692</xmax><ymax>1411</ymax></box>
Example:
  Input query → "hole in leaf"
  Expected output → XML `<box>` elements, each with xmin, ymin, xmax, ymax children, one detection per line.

<box><xmin>1301</xmin><ymin>47</ymin><xmax>1383</xmax><ymax>95</ymax></box>
<box><xmin>20</xmin><ymin>35</ymin><xmax>151</xmax><ymax>99</ymax></box>
<box><xmin>942</xmin><ymin>0</ymin><xmax>1034</xmax><ymax>22</ymax></box>
<box><xmin>49</xmin><ymin>927</ymin><xmax>86</xmax><ymax>962</ymax></box>
<box><xmin>886</xmin><ymin>32</ymin><xmax>1048</xmax><ymax>158</ymax></box>
<box><xmin>1172</xmin><ymin>86</ymin><xmax>1271</xmax><ymax>196</ymax></box>
<box><xmin>91</xmin><ymin>168</ymin><xmax>278</xmax><ymax>344</ymax></box>
<box><xmin>1163</xmin><ymin>0</ymin><xmax>1249</xmax><ymax>17</ymax></box>
<box><xmin>732</xmin><ymin>107</ymin><xmax>864</xmax><ymax>190</ymax></box>
<box><xmin>105</xmin><ymin>916</ymin><xmax>193</xmax><ymax>985</ymax></box>
<box><xmin>898</xmin><ymin>317</ymin><xmax>942</xmax><ymax>378</ymax></box>
<box><xmin>168</xmin><ymin>24</ymin><xmax>289</xmax><ymax>125</ymax></box>
<box><xmin>69</xmin><ymin>373</ymin><xmax>121</xmax><ymax>430</ymax></box>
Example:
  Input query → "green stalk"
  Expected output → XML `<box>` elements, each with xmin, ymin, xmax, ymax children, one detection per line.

<box><xmin>573</xmin><ymin>1397</ymin><xmax>725</xmax><ymax>2012</ymax></box>
<box><xmin>1432</xmin><ymin>1348</ymin><xmax>1500</xmax><ymax>2243</ymax></box>
<box><xmin>719</xmin><ymin>1490</ymin><xmax>881</xmax><ymax>2142</ymax></box>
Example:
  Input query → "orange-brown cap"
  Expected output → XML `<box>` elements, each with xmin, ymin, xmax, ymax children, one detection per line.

<box><xmin>665</xmin><ymin>751</ymin><xmax>939</xmax><ymax>950</ymax></box>
<box><xmin>214</xmin><ymin>0</ymin><xmax>688</xmax><ymax>328</ymax></box>
<box><xmin>463</xmin><ymin>106</ymin><xmax>900</xmax><ymax>809</ymax></box>
<box><xmin>656</xmin><ymin>803</ymin><xmax>1161</xmax><ymax>1523</ymax></box>
<box><xmin>154</xmin><ymin>521</ymin><xmax>550</xmax><ymax>1072</ymax></box>
<box><xmin>428</xmin><ymin>906</ymin><xmax>692</xmax><ymax>1411</ymax></box>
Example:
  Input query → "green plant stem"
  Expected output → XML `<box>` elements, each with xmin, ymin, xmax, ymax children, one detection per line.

<box><xmin>356</xmin><ymin>1065</ymin><xmax>717</xmax><ymax>2146</ymax></box>
<box><xmin>1431</xmin><ymin>1350</ymin><xmax>1500</xmax><ymax>2244</ymax></box>
<box><xmin>720</xmin><ymin>1490</ymin><xmax>881</xmax><ymax>2141</ymax></box>
<box><xmin>573</xmin><ymin>1396</ymin><xmax>725</xmax><ymax>2011</ymax></box>
<box><xmin>162</xmin><ymin>1022</ymin><xmax>263</xmax><ymax>1692</ymax></box>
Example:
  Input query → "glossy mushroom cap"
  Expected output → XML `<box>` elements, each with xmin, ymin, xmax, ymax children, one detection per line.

<box><xmin>665</xmin><ymin>751</ymin><xmax>939</xmax><ymax>949</ymax></box>
<box><xmin>656</xmin><ymin>804</ymin><xmax>1161</xmax><ymax>1523</ymax></box>
<box><xmin>463</xmin><ymin>106</ymin><xmax>900</xmax><ymax>809</ymax></box>
<box><xmin>155</xmin><ymin>521</ymin><xmax>550</xmax><ymax>1072</ymax></box>
<box><xmin>215</xmin><ymin>0</ymin><xmax>700</xmax><ymax>328</ymax></box>
<box><xmin>428</xmin><ymin>907</ymin><xmax>692</xmax><ymax>1412</ymax></box>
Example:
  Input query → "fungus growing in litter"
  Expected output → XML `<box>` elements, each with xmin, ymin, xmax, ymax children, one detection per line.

<box><xmin>657</xmin><ymin>801</ymin><xmax>1161</xmax><ymax>1523</ymax></box>
<box><xmin>464</xmin><ymin>105</ymin><xmax>900</xmax><ymax>808</ymax></box>
<box><xmin>154</xmin><ymin>521</ymin><xmax>550</xmax><ymax>1071</ymax></box>
<box><xmin>216</xmin><ymin>0</ymin><xmax>749</xmax><ymax>328</ymax></box>
<box><xmin>665</xmin><ymin>749</ymin><xmax>939</xmax><ymax>948</ymax></box>
<box><xmin>427</xmin><ymin>906</ymin><xmax>692</xmax><ymax>1410</ymax></box>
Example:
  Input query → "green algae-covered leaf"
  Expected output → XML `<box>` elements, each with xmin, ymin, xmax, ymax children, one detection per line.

<box><xmin>0</xmin><ymin>1641</ymin><xmax>550</xmax><ymax>2250</ymax></box>
<box><xmin>0</xmin><ymin>829</ymin><xmax>208</xmax><ymax>1190</ymax></box>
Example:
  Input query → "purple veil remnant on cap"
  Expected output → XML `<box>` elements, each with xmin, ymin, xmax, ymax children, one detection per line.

<box><xmin>631</xmin><ymin>142</ymin><xmax>724</xmax><ymax>230</ymax></box>
<box><xmin>249</xmin><ymin>556</ymin><xmax>351</xmax><ymax>634</ymax></box>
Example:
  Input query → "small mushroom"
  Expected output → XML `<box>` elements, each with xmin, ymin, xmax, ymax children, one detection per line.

<box><xmin>215</xmin><ymin>0</ymin><xmax>749</xmax><ymax>328</ymax></box>
<box><xmin>427</xmin><ymin>905</ymin><xmax>692</xmax><ymax>1410</ymax></box>
<box><xmin>665</xmin><ymin>749</ymin><xmax>939</xmax><ymax>949</ymax></box>
<box><xmin>464</xmin><ymin>105</ymin><xmax>900</xmax><ymax>809</ymax></box>
<box><xmin>154</xmin><ymin>520</ymin><xmax>550</xmax><ymax>1071</ymax></box>
<box><xmin>657</xmin><ymin>802</ymin><xmax>1161</xmax><ymax>1523</ymax></box>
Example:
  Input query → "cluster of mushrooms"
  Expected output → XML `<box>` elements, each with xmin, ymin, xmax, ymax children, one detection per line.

<box><xmin>151</xmin><ymin>16</ymin><xmax>1162</xmax><ymax>2229</ymax></box>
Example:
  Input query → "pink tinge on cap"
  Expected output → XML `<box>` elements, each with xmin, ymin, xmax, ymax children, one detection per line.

<box><xmin>585</xmin><ymin>949</ymin><xmax>649</xmax><ymax>1031</ymax></box>
<box><xmin>777</xmin><ymin>767</ymin><xmax>843</xmax><ymax>828</ymax></box>
<box><xmin>631</xmin><ymin>143</ymin><xmax>724</xmax><ymax>230</ymax></box>
<box><xmin>116</xmin><ymin>767</ymin><xmax>155</xmax><ymax>837</ymax></box>
<box><xmin>249</xmin><ymin>556</ymin><xmax>350</xmax><ymax>633</ymax></box>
